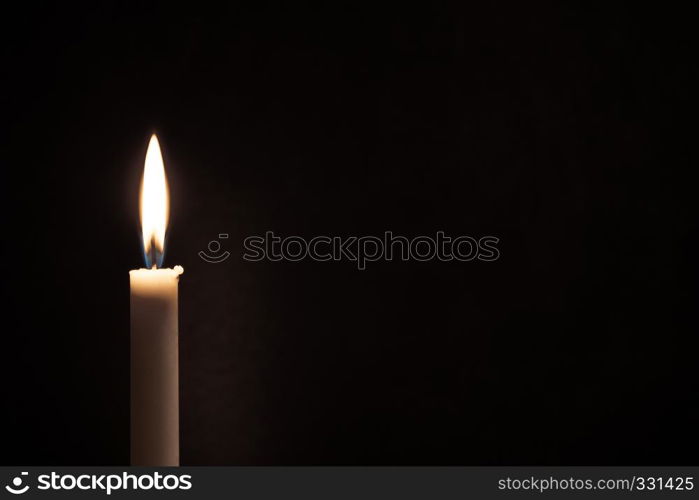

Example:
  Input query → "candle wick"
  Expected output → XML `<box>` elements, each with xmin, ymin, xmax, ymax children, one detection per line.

<box><xmin>144</xmin><ymin>235</ymin><xmax>162</xmax><ymax>269</ymax></box>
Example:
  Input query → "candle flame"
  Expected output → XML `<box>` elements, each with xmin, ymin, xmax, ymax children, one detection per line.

<box><xmin>140</xmin><ymin>134</ymin><xmax>169</xmax><ymax>268</ymax></box>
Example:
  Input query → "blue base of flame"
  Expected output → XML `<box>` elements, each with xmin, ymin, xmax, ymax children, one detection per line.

<box><xmin>142</xmin><ymin>236</ymin><xmax>165</xmax><ymax>269</ymax></box>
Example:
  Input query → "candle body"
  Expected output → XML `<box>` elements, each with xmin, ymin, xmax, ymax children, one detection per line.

<box><xmin>129</xmin><ymin>266</ymin><xmax>183</xmax><ymax>466</ymax></box>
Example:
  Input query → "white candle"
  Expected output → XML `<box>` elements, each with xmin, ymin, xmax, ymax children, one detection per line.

<box><xmin>130</xmin><ymin>134</ymin><xmax>183</xmax><ymax>466</ymax></box>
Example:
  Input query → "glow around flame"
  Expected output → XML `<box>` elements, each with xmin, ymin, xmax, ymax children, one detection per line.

<box><xmin>140</xmin><ymin>134</ymin><xmax>169</xmax><ymax>268</ymax></box>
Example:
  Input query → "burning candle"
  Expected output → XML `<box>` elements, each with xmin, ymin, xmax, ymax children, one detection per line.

<box><xmin>130</xmin><ymin>134</ymin><xmax>183</xmax><ymax>466</ymax></box>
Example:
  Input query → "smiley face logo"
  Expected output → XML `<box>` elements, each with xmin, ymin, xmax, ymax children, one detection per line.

<box><xmin>199</xmin><ymin>233</ymin><xmax>231</xmax><ymax>263</ymax></box>
<box><xmin>5</xmin><ymin>472</ymin><xmax>29</xmax><ymax>495</ymax></box>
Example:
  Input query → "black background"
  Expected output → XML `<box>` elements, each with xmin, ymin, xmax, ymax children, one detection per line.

<box><xmin>1</xmin><ymin>2</ymin><xmax>697</xmax><ymax>465</ymax></box>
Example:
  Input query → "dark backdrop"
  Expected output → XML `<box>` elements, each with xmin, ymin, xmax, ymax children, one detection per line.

<box><xmin>1</xmin><ymin>2</ymin><xmax>697</xmax><ymax>464</ymax></box>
